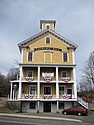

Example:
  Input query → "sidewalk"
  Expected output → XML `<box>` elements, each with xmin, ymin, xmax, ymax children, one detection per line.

<box><xmin>0</xmin><ymin>112</ymin><xmax>82</xmax><ymax>122</ymax></box>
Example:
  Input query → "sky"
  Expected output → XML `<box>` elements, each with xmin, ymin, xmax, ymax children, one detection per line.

<box><xmin>0</xmin><ymin>0</ymin><xmax>94</xmax><ymax>81</ymax></box>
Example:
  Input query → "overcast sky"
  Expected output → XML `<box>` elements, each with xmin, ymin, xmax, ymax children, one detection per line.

<box><xmin>0</xmin><ymin>0</ymin><xmax>94</xmax><ymax>80</ymax></box>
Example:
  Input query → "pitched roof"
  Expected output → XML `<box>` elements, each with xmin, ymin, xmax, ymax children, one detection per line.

<box><xmin>18</xmin><ymin>29</ymin><xmax>78</xmax><ymax>51</ymax></box>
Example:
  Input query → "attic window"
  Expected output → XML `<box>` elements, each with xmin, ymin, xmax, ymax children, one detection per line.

<box><xmin>45</xmin><ymin>37</ymin><xmax>51</xmax><ymax>44</ymax></box>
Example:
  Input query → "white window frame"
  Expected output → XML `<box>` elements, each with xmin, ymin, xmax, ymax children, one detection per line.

<box><xmin>45</xmin><ymin>36</ymin><xmax>51</xmax><ymax>44</ymax></box>
<box><xmin>62</xmin><ymin>52</ymin><xmax>69</xmax><ymax>62</ymax></box>
<box><xmin>28</xmin><ymin>85</ymin><xmax>37</xmax><ymax>95</ymax></box>
<box><xmin>27</xmin><ymin>70</ymin><xmax>33</xmax><ymax>77</ymax></box>
<box><xmin>27</xmin><ymin>51</ymin><xmax>34</xmax><ymax>62</ymax></box>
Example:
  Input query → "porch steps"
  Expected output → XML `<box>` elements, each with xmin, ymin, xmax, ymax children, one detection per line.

<box><xmin>77</xmin><ymin>97</ymin><xmax>88</xmax><ymax>109</ymax></box>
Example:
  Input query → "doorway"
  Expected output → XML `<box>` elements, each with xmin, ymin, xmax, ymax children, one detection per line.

<box><xmin>44</xmin><ymin>101</ymin><xmax>51</xmax><ymax>112</ymax></box>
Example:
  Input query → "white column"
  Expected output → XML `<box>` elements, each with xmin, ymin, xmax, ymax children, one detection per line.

<box><xmin>21</xmin><ymin>48</ymin><xmax>24</xmax><ymax>63</ymax></box>
<box><xmin>72</xmin><ymin>49</ymin><xmax>75</xmax><ymax>65</ymax></box>
<box><xmin>37</xmin><ymin>66</ymin><xmax>40</xmax><ymax>99</ymax></box>
<box><xmin>56</xmin><ymin>67</ymin><xmax>59</xmax><ymax>99</ymax></box>
<box><xmin>10</xmin><ymin>82</ymin><xmax>13</xmax><ymax>100</ymax></box>
<box><xmin>37</xmin><ymin>100</ymin><xmax>39</xmax><ymax>113</ymax></box>
<box><xmin>18</xmin><ymin>66</ymin><xmax>22</xmax><ymax>99</ymax></box>
<box><xmin>13</xmin><ymin>90</ymin><xmax>14</xmax><ymax>100</ymax></box>
<box><xmin>73</xmin><ymin>66</ymin><xmax>77</xmax><ymax>100</ymax></box>
<box><xmin>56</xmin><ymin>100</ymin><xmax>59</xmax><ymax>113</ymax></box>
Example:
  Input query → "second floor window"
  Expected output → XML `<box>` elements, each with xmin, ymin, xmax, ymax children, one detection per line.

<box><xmin>28</xmin><ymin>51</ymin><xmax>33</xmax><ymax>61</ymax></box>
<box><xmin>63</xmin><ymin>52</ymin><xmax>68</xmax><ymax>62</ymax></box>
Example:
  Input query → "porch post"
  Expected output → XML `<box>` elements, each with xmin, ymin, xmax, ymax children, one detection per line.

<box><xmin>72</xmin><ymin>49</ymin><xmax>75</xmax><ymax>65</ymax></box>
<box><xmin>18</xmin><ymin>66</ymin><xmax>22</xmax><ymax>99</ymax></box>
<box><xmin>56</xmin><ymin>66</ymin><xmax>59</xmax><ymax>99</ymax></box>
<box><xmin>37</xmin><ymin>66</ymin><xmax>40</xmax><ymax>113</ymax></box>
<box><xmin>38</xmin><ymin>66</ymin><xmax>40</xmax><ymax>99</ymax></box>
<box><xmin>10</xmin><ymin>82</ymin><xmax>13</xmax><ymax>100</ymax></box>
<box><xmin>73</xmin><ymin>66</ymin><xmax>77</xmax><ymax>99</ymax></box>
<box><xmin>37</xmin><ymin>100</ymin><xmax>39</xmax><ymax>113</ymax></box>
<box><xmin>56</xmin><ymin>100</ymin><xmax>59</xmax><ymax>113</ymax></box>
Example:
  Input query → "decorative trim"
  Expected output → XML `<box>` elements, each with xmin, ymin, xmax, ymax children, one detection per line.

<box><xmin>62</xmin><ymin>94</ymin><xmax>72</xmax><ymax>99</ymax></box>
<box><xmin>62</xmin><ymin>77</ymin><xmax>71</xmax><ymax>82</ymax></box>
<box><xmin>25</xmin><ymin>77</ymin><xmax>34</xmax><ymax>82</ymax></box>
<box><xmin>44</xmin><ymin>94</ymin><xmax>53</xmax><ymax>99</ymax></box>
<box><xmin>42</xmin><ymin>73</ymin><xmax>54</xmax><ymax>83</ymax></box>
<box><xmin>18</xmin><ymin>29</ymin><xmax>77</xmax><ymax>50</ymax></box>
<box><xmin>24</xmin><ymin>94</ymin><xmax>34</xmax><ymax>99</ymax></box>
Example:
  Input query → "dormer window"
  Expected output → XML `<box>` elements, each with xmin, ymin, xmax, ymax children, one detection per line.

<box><xmin>45</xmin><ymin>37</ymin><xmax>51</xmax><ymax>44</ymax></box>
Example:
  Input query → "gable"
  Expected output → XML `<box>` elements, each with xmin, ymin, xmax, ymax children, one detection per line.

<box><xmin>18</xmin><ymin>29</ymin><xmax>78</xmax><ymax>51</ymax></box>
<box><xmin>28</xmin><ymin>34</ymin><xmax>69</xmax><ymax>51</ymax></box>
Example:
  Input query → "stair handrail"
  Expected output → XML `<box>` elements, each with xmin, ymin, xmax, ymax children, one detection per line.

<box><xmin>77</xmin><ymin>97</ymin><xmax>88</xmax><ymax>109</ymax></box>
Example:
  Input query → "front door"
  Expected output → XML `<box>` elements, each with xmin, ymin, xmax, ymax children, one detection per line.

<box><xmin>44</xmin><ymin>101</ymin><xmax>51</xmax><ymax>112</ymax></box>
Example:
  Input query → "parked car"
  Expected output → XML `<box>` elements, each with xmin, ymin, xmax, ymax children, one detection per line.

<box><xmin>62</xmin><ymin>107</ymin><xmax>88</xmax><ymax>116</ymax></box>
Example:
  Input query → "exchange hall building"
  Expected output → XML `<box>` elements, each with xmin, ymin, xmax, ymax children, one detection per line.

<box><xmin>9</xmin><ymin>20</ymin><xmax>88</xmax><ymax>113</ymax></box>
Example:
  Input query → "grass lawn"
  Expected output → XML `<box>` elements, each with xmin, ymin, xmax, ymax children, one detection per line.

<box><xmin>0</xmin><ymin>107</ymin><xmax>15</xmax><ymax>113</ymax></box>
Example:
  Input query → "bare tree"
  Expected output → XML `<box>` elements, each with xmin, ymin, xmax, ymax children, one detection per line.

<box><xmin>78</xmin><ymin>51</ymin><xmax>94</xmax><ymax>102</ymax></box>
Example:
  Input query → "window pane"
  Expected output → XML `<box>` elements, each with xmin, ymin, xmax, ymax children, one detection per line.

<box><xmin>63</xmin><ymin>53</ymin><xmax>68</xmax><ymax>62</ymax></box>
<box><xmin>59</xmin><ymin>102</ymin><xmax>64</xmax><ymax>109</ymax></box>
<box><xmin>30</xmin><ymin>86</ymin><xmax>36</xmax><ymax>95</ymax></box>
<box><xmin>28</xmin><ymin>51</ymin><xmax>32</xmax><ymax>61</ymax></box>
<box><xmin>47</xmin><ymin>25</ymin><xmax>49</xmax><ymax>29</ymax></box>
<box><xmin>44</xmin><ymin>87</ymin><xmax>51</xmax><ymax>94</ymax></box>
<box><xmin>46</xmin><ymin>37</ymin><xmax>50</xmax><ymax>44</ymax></box>
<box><xmin>67</xmin><ymin>89</ymin><xmax>72</xmax><ymax>94</ymax></box>
<box><xmin>30</xmin><ymin>102</ymin><xmax>36</xmax><ymax>109</ymax></box>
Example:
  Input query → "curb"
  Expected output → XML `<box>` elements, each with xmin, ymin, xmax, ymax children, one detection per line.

<box><xmin>0</xmin><ymin>113</ymin><xmax>82</xmax><ymax>122</ymax></box>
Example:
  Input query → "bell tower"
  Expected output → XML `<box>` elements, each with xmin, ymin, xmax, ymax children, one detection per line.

<box><xmin>40</xmin><ymin>20</ymin><xmax>56</xmax><ymax>31</ymax></box>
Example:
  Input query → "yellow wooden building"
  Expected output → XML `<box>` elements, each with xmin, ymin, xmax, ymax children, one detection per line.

<box><xmin>9</xmin><ymin>20</ymin><xmax>88</xmax><ymax>113</ymax></box>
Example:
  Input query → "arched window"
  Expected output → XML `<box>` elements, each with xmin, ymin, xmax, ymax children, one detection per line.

<box><xmin>46</xmin><ymin>25</ymin><xmax>50</xmax><ymax>29</ymax></box>
<box><xmin>46</xmin><ymin>37</ymin><xmax>51</xmax><ymax>44</ymax></box>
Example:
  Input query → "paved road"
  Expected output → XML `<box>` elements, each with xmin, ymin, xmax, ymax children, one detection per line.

<box><xmin>0</xmin><ymin>116</ymin><xmax>93</xmax><ymax>125</ymax></box>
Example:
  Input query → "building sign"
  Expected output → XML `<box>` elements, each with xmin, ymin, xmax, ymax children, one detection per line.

<box><xmin>34</xmin><ymin>47</ymin><xmax>62</xmax><ymax>52</ymax></box>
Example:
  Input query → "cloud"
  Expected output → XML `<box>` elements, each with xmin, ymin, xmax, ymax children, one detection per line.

<box><xmin>0</xmin><ymin>0</ymin><xmax>94</xmax><ymax>78</ymax></box>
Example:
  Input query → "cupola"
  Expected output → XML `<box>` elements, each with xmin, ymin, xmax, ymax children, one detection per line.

<box><xmin>40</xmin><ymin>20</ymin><xmax>56</xmax><ymax>31</ymax></box>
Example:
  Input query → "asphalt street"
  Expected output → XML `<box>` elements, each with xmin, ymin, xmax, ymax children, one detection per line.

<box><xmin>0</xmin><ymin>116</ymin><xmax>94</xmax><ymax>125</ymax></box>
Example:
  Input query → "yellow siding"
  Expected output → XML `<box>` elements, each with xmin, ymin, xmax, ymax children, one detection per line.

<box><xmin>58</xmin><ymin>68</ymin><xmax>72</xmax><ymax>77</ymax></box>
<box><xmin>42</xmin><ymin>23</ymin><xmax>54</xmax><ymax>30</ymax></box>
<box><xmin>22</xmin><ymin>67</ymin><xmax>37</xmax><ymax>80</ymax></box>
<box><xmin>22</xmin><ymin>34</ymin><xmax>73</xmax><ymax>64</ymax></box>
<box><xmin>22</xmin><ymin>84</ymin><xmax>28</xmax><ymax>94</ymax></box>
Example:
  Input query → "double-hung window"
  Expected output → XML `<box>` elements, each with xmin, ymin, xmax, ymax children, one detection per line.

<box><xmin>28</xmin><ymin>85</ymin><xmax>36</xmax><ymax>95</ymax></box>
<box><xmin>63</xmin><ymin>52</ymin><xmax>68</xmax><ymax>62</ymax></box>
<box><xmin>28</xmin><ymin>51</ymin><xmax>33</xmax><ymax>61</ymax></box>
